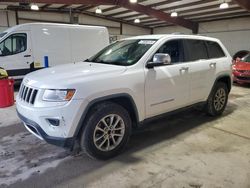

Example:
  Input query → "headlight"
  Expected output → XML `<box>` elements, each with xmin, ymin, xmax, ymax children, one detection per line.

<box><xmin>43</xmin><ymin>89</ymin><xmax>75</xmax><ymax>102</ymax></box>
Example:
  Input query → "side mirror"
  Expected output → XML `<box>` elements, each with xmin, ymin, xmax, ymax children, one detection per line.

<box><xmin>147</xmin><ymin>53</ymin><xmax>171</xmax><ymax>69</ymax></box>
<box><xmin>0</xmin><ymin>49</ymin><xmax>2</xmax><ymax>56</ymax></box>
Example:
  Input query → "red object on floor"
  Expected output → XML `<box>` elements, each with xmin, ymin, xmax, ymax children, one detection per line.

<box><xmin>0</xmin><ymin>78</ymin><xmax>15</xmax><ymax>108</ymax></box>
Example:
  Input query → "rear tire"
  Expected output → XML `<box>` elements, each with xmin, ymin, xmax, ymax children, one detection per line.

<box><xmin>206</xmin><ymin>82</ymin><xmax>228</xmax><ymax>116</ymax></box>
<box><xmin>80</xmin><ymin>102</ymin><xmax>132</xmax><ymax>160</ymax></box>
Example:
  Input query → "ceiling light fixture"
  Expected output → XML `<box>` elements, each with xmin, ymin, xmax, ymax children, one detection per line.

<box><xmin>171</xmin><ymin>11</ymin><xmax>178</xmax><ymax>17</ymax></box>
<box><xmin>219</xmin><ymin>2</ymin><xmax>229</xmax><ymax>9</ymax></box>
<box><xmin>95</xmin><ymin>7</ymin><xmax>102</xmax><ymax>14</ymax></box>
<box><xmin>30</xmin><ymin>4</ymin><xmax>39</xmax><ymax>10</ymax></box>
<box><xmin>134</xmin><ymin>18</ymin><xmax>140</xmax><ymax>23</ymax></box>
<box><xmin>130</xmin><ymin>0</ymin><xmax>138</xmax><ymax>3</ymax></box>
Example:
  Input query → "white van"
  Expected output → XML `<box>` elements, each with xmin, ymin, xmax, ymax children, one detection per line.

<box><xmin>0</xmin><ymin>23</ymin><xmax>109</xmax><ymax>80</ymax></box>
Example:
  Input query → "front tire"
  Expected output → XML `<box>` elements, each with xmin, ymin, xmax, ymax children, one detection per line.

<box><xmin>206</xmin><ymin>82</ymin><xmax>228</xmax><ymax>116</ymax></box>
<box><xmin>80</xmin><ymin>102</ymin><xmax>132</xmax><ymax>160</ymax></box>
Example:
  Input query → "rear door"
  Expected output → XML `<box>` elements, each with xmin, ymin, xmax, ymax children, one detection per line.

<box><xmin>0</xmin><ymin>31</ymin><xmax>33</xmax><ymax>79</ymax></box>
<box><xmin>183</xmin><ymin>39</ymin><xmax>216</xmax><ymax>103</ymax></box>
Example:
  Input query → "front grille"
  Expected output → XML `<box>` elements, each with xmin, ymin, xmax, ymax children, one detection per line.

<box><xmin>236</xmin><ymin>76</ymin><xmax>250</xmax><ymax>81</ymax></box>
<box><xmin>19</xmin><ymin>84</ymin><xmax>38</xmax><ymax>105</ymax></box>
<box><xmin>238</xmin><ymin>70</ymin><xmax>250</xmax><ymax>74</ymax></box>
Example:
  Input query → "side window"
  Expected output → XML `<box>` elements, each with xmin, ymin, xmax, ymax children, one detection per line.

<box><xmin>206</xmin><ymin>41</ymin><xmax>225</xmax><ymax>58</ymax></box>
<box><xmin>0</xmin><ymin>33</ymin><xmax>27</xmax><ymax>56</ymax></box>
<box><xmin>0</xmin><ymin>37</ymin><xmax>12</xmax><ymax>56</ymax></box>
<box><xmin>156</xmin><ymin>40</ymin><xmax>184</xmax><ymax>63</ymax></box>
<box><xmin>183</xmin><ymin>39</ymin><xmax>208</xmax><ymax>61</ymax></box>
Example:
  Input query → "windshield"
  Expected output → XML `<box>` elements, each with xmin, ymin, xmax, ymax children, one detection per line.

<box><xmin>242</xmin><ymin>53</ymin><xmax>250</xmax><ymax>63</ymax></box>
<box><xmin>88</xmin><ymin>39</ymin><xmax>157</xmax><ymax>66</ymax></box>
<box><xmin>0</xmin><ymin>32</ymin><xmax>7</xmax><ymax>38</ymax></box>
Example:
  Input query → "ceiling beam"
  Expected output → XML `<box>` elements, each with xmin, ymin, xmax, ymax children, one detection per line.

<box><xmin>41</xmin><ymin>4</ymin><xmax>52</xmax><ymax>9</ymax></box>
<box><xmin>7</xmin><ymin>5</ymin><xmax>149</xmax><ymax>29</ymax></box>
<box><xmin>148</xmin><ymin>23</ymin><xmax>173</xmax><ymax>27</ymax></box>
<box><xmin>234</xmin><ymin>0</ymin><xmax>250</xmax><ymax>11</ymax></box>
<box><xmin>117</xmin><ymin>0</ymin><xmax>198</xmax><ymax>33</ymax></box>
<box><xmin>106</xmin><ymin>0</ymin><xmax>182</xmax><ymax>18</ymax></box>
<box><xmin>126</xmin><ymin>3</ymin><xmax>234</xmax><ymax>21</ymax></box>
<box><xmin>184</xmin><ymin>7</ymin><xmax>244</xmax><ymax>18</ymax></box>
<box><xmin>192</xmin><ymin>12</ymin><xmax>250</xmax><ymax>22</ymax></box>
<box><xmin>109</xmin><ymin>0</ymin><xmax>216</xmax><ymax>20</ymax></box>
<box><xmin>79</xmin><ymin>5</ymin><xmax>96</xmax><ymax>11</ymax></box>
<box><xmin>58</xmin><ymin>4</ymin><xmax>71</xmax><ymax>9</ymax></box>
<box><xmin>102</xmin><ymin>6</ymin><xmax>120</xmax><ymax>13</ymax></box>
<box><xmin>108</xmin><ymin>9</ymin><xmax>132</xmax><ymax>17</ymax></box>
<box><xmin>2</xmin><ymin>0</ymin><xmax>198</xmax><ymax>33</ymax></box>
<box><xmin>144</xmin><ymin>0</ymin><xmax>182</xmax><ymax>8</ymax></box>
<box><xmin>0</xmin><ymin>0</ymin><xmax>116</xmax><ymax>5</ymax></box>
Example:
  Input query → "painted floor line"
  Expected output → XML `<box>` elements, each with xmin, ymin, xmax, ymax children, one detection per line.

<box><xmin>211</xmin><ymin>126</ymin><xmax>250</xmax><ymax>141</ymax></box>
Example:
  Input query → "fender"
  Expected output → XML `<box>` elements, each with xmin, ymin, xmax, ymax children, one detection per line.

<box><xmin>73</xmin><ymin>93</ymin><xmax>139</xmax><ymax>138</ymax></box>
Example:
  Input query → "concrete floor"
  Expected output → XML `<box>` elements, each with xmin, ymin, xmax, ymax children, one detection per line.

<box><xmin>0</xmin><ymin>84</ymin><xmax>250</xmax><ymax>188</ymax></box>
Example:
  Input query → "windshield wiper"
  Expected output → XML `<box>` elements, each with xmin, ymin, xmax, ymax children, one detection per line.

<box><xmin>94</xmin><ymin>60</ymin><xmax>110</xmax><ymax>64</ymax></box>
<box><xmin>112</xmin><ymin>62</ymin><xmax>128</xmax><ymax>66</ymax></box>
<box><xmin>88</xmin><ymin>59</ymin><xmax>127</xmax><ymax>66</ymax></box>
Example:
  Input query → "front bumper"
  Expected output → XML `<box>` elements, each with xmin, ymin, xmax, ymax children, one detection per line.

<box><xmin>233</xmin><ymin>71</ymin><xmax>250</xmax><ymax>83</ymax></box>
<box><xmin>17</xmin><ymin>110</ymin><xmax>75</xmax><ymax>148</ymax></box>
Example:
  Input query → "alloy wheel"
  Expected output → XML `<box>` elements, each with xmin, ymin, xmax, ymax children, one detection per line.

<box><xmin>93</xmin><ymin>114</ymin><xmax>125</xmax><ymax>151</ymax></box>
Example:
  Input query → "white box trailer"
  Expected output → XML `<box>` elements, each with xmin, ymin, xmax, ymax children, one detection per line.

<box><xmin>0</xmin><ymin>23</ymin><xmax>109</xmax><ymax>80</ymax></box>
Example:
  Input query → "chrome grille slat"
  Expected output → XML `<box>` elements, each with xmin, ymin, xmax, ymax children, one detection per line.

<box><xmin>25</xmin><ymin>88</ymin><xmax>30</xmax><ymax>102</ymax></box>
<box><xmin>19</xmin><ymin>85</ymin><xmax>24</xmax><ymax>98</ymax></box>
<box><xmin>22</xmin><ymin>86</ymin><xmax>28</xmax><ymax>100</ymax></box>
<box><xmin>19</xmin><ymin>84</ymin><xmax>38</xmax><ymax>105</ymax></box>
<box><xmin>20</xmin><ymin>85</ymin><xmax>25</xmax><ymax>99</ymax></box>
<box><xmin>29</xmin><ymin>89</ymin><xmax>34</xmax><ymax>104</ymax></box>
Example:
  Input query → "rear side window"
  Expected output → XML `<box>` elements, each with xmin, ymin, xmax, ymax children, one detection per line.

<box><xmin>183</xmin><ymin>39</ymin><xmax>208</xmax><ymax>61</ymax></box>
<box><xmin>206</xmin><ymin>41</ymin><xmax>225</xmax><ymax>58</ymax></box>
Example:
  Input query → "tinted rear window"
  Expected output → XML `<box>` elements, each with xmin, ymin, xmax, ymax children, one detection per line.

<box><xmin>183</xmin><ymin>39</ymin><xmax>208</xmax><ymax>61</ymax></box>
<box><xmin>242</xmin><ymin>53</ymin><xmax>250</xmax><ymax>63</ymax></box>
<box><xmin>206</xmin><ymin>41</ymin><xmax>225</xmax><ymax>58</ymax></box>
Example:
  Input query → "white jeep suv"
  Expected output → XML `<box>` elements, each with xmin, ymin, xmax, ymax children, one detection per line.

<box><xmin>16</xmin><ymin>34</ymin><xmax>232</xmax><ymax>159</ymax></box>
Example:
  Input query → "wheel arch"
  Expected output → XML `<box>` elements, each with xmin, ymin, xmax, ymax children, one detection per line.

<box><xmin>216</xmin><ymin>74</ymin><xmax>232</xmax><ymax>92</ymax></box>
<box><xmin>74</xmin><ymin>93</ymin><xmax>139</xmax><ymax>138</ymax></box>
<box><xmin>209</xmin><ymin>74</ymin><xmax>232</xmax><ymax>97</ymax></box>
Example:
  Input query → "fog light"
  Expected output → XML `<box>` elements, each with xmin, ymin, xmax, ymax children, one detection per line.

<box><xmin>46</xmin><ymin>118</ymin><xmax>60</xmax><ymax>126</ymax></box>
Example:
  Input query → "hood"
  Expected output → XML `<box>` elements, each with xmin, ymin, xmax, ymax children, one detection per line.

<box><xmin>234</xmin><ymin>61</ymin><xmax>250</xmax><ymax>71</ymax></box>
<box><xmin>24</xmin><ymin>62</ymin><xmax>127</xmax><ymax>89</ymax></box>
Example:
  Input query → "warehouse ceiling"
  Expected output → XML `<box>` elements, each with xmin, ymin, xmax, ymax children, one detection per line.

<box><xmin>1</xmin><ymin>0</ymin><xmax>250</xmax><ymax>33</ymax></box>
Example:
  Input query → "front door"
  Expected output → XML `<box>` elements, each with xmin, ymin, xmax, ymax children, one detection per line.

<box><xmin>0</xmin><ymin>31</ymin><xmax>33</xmax><ymax>79</ymax></box>
<box><xmin>145</xmin><ymin>39</ymin><xmax>190</xmax><ymax>118</ymax></box>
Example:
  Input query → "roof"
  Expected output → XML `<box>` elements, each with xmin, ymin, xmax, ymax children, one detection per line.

<box><xmin>3</xmin><ymin>22</ymin><xmax>107</xmax><ymax>34</ymax></box>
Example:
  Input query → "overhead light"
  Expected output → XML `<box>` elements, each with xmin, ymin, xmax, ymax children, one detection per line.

<box><xmin>95</xmin><ymin>7</ymin><xmax>102</xmax><ymax>14</ymax></box>
<box><xmin>220</xmin><ymin>2</ymin><xmax>229</xmax><ymax>9</ymax></box>
<box><xmin>130</xmin><ymin>0</ymin><xmax>137</xmax><ymax>3</ymax></box>
<box><xmin>134</xmin><ymin>18</ymin><xmax>140</xmax><ymax>23</ymax></box>
<box><xmin>30</xmin><ymin>4</ymin><xmax>39</xmax><ymax>10</ymax></box>
<box><xmin>171</xmin><ymin>11</ymin><xmax>178</xmax><ymax>17</ymax></box>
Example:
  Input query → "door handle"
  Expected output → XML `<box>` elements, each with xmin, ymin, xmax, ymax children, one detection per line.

<box><xmin>209</xmin><ymin>62</ymin><xmax>216</xmax><ymax>68</ymax></box>
<box><xmin>180</xmin><ymin>67</ymin><xmax>189</xmax><ymax>71</ymax></box>
<box><xmin>24</xmin><ymin>55</ymin><xmax>31</xmax><ymax>57</ymax></box>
